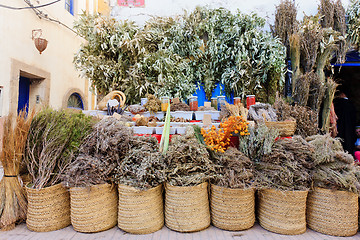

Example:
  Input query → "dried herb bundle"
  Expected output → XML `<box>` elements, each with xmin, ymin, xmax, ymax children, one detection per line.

<box><xmin>62</xmin><ymin>117</ymin><xmax>131</xmax><ymax>187</ymax></box>
<box><xmin>165</xmin><ymin>127</ymin><xmax>215</xmax><ymax>186</ymax></box>
<box><xmin>307</xmin><ymin>72</ymin><xmax>327</xmax><ymax>113</ymax></box>
<box><xmin>292</xmin><ymin>71</ymin><xmax>315</xmax><ymax>106</ymax></box>
<box><xmin>112</xmin><ymin>136</ymin><xmax>165</xmax><ymax>190</ymax></box>
<box><xmin>273</xmin><ymin>0</ymin><xmax>298</xmax><ymax>50</ymax></box>
<box><xmin>239</xmin><ymin>124</ymin><xmax>279</xmax><ymax>163</ymax></box>
<box><xmin>299</xmin><ymin>15</ymin><xmax>324</xmax><ymax>73</ymax></box>
<box><xmin>0</xmin><ymin>112</ymin><xmax>33</xmax><ymax>230</ymax></box>
<box><xmin>307</xmin><ymin>134</ymin><xmax>360</xmax><ymax>194</ymax></box>
<box><xmin>319</xmin><ymin>0</ymin><xmax>335</xmax><ymax>28</ymax></box>
<box><xmin>347</xmin><ymin>0</ymin><xmax>360</xmax><ymax>49</ymax></box>
<box><xmin>256</xmin><ymin>136</ymin><xmax>315</xmax><ymax>191</ymax></box>
<box><xmin>25</xmin><ymin>109</ymin><xmax>94</xmax><ymax>189</ymax></box>
<box><xmin>334</xmin><ymin>0</ymin><xmax>346</xmax><ymax>35</ymax></box>
<box><xmin>210</xmin><ymin>147</ymin><xmax>254</xmax><ymax>189</ymax></box>
<box><xmin>273</xmin><ymin>96</ymin><xmax>318</xmax><ymax>137</ymax></box>
<box><xmin>170</xmin><ymin>102</ymin><xmax>190</xmax><ymax>111</ymax></box>
<box><xmin>144</xmin><ymin>94</ymin><xmax>161</xmax><ymax>113</ymax></box>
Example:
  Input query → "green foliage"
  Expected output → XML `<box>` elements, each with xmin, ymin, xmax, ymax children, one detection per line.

<box><xmin>185</xmin><ymin>7</ymin><xmax>286</xmax><ymax>100</ymax></box>
<box><xmin>74</xmin><ymin>13</ymin><xmax>143</xmax><ymax>100</ymax></box>
<box><xmin>25</xmin><ymin>108</ymin><xmax>95</xmax><ymax>189</ymax></box>
<box><xmin>74</xmin><ymin>9</ymin><xmax>286</xmax><ymax>104</ymax></box>
<box><xmin>347</xmin><ymin>0</ymin><xmax>360</xmax><ymax>49</ymax></box>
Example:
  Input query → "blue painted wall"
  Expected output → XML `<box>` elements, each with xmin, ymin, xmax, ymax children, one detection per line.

<box><xmin>192</xmin><ymin>82</ymin><xmax>234</xmax><ymax>106</ymax></box>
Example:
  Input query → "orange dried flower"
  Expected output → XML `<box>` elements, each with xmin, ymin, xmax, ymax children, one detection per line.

<box><xmin>201</xmin><ymin>116</ymin><xmax>249</xmax><ymax>152</ymax></box>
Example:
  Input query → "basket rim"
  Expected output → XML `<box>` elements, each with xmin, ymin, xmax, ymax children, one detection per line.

<box><xmin>25</xmin><ymin>182</ymin><xmax>65</xmax><ymax>192</ymax></box>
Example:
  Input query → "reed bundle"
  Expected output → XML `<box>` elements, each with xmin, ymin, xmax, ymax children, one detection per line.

<box><xmin>0</xmin><ymin>112</ymin><xmax>34</xmax><ymax>230</ymax></box>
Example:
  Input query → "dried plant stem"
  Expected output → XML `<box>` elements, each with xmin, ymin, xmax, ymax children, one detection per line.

<box><xmin>290</xmin><ymin>34</ymin><xmax>300</xmax><ymax>94</ymax></box>
<box><xmin>321</xmin><ymin>78</ymin><xmax>338</xmax><ymax>133</ymax></box>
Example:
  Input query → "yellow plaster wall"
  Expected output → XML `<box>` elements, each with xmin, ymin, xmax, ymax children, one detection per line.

<box><xmin>0</xmin><ymin>0</ymin><xmax>94</xmax><ymax>115</ymax></box>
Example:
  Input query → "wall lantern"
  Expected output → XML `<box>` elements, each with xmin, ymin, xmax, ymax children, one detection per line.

<box><xmin>32</xmin><ymin>29</ymin><xmax>48</xmax><ymax>54</ymax></box>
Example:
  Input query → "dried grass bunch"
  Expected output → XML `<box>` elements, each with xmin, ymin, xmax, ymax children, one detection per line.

<box><xmin>25</xmin><ymin>109</ymin><xmax>94</xmax><ymax>189</ymax></box>
<box><xmin>210</xmin><ymin>147</ymin><xmax>254</xmax><ymax>189</ymax></box>
<box><xmin>256</xmin><ymin>136</ymin><xmax>315</xmax><ymax>191</ymax></box>
<box><xmin>239</xmin><ymin>124</ymin><xmax>279</xmax><ymax>163</ymax></box>
<box><xmin>62</xmin><ymin>117</ymin><xmax>131</xmax><ymax>187</ymax></box>
<box><xmin>112</xmin><ymin>136</ymin><xmax>165</xmax><ymax>190</ymax></box>
<box><xmin>0</xmin><ymin>112</ymin><xmax>34</xmax><ymax>230</ymax></box>
<box><xmin>307</xmin><ymin>134</ymin><xmax>360</xmax><ymax>194</ymax></box>
<box><xmin>165</xmin><ymin>127</ymin><xmax>215</xmax><ymax>186</ymax></box>
<box><xmin>273</xmin><ymin>96</ymin><xmax>318</xmax><ymax>137</ymax></box>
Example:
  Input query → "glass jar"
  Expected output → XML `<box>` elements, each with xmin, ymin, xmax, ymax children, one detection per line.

<box><xmin>217</xmin><ymin>96</ymin><xmax>226</xmax><ymax>111</ymax></box>
<box><xmin>246</xmin><ymin>95</ymin><xmax>256</xmax><ymax>109</ymax></box>
<box><xmin>211</xmin><ymin>97</ymin><xmax>218</xmax><ymax>110</ymax></box>
<box><xmin>141</xmin><ymin>98</ymin><xmax>148</xmax><ymax>106</ymax></box>
<box><xmin>234</xmin><ymin>97</ymin><xmax>241</xmax><ymax>106</ymax></box>
<box><xmin>160</xmin><ymin>96</ymin><xmax>170</xmax><ymax>112</ymax></box>
<box><xmin>189</xmin><ymin>96</ymin><xmax>198</xmax><ymax>111</ymax></box>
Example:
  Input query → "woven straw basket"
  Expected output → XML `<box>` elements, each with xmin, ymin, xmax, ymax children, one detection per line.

<box><xmin>307</xmin><ymin>187</ymin><xmax>358</xmax><ymax>237</ymax></box>
<box><xmin>264</xmin><ymin>120</ymin><xmax>296</xmax><ymax>137</ymax></box>
<box><xmin>117</xmin><ymin>184</ymin><xmax>164</xmax><ymax>234</ymax></box>
<box><xmin>257</xmin><ymin>189</ymin><xmax>308</xmax><ymax>235</ymax></box>
<box><xmin>70</xmin><ymin>183</ymin><xmax>118</xmax><ymax>233</ymax></box>
<box><xmin>26</xmin><ymin>183</ymin><xmax>71</xmax><ymax>232</ymax></box>
<box><xmin>165</xmin><ymin>182</ymin><xmax>210</xmax><ymax>232</ymax></box>
<box><xmin>210</xmin><ymin>185</ymin><xmax>255</xmax><ymax>231</ymax></box>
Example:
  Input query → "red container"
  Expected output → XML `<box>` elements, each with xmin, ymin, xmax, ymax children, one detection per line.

<box><xmin>246</xmin><ymin>95</ymin><xmax>255</xmax><ymax>109</ymax></box>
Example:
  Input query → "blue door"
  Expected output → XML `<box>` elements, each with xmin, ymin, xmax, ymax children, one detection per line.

<box><xmin>18</xmin><ymin>76</ymin><xmax>30</xmax><ymax>114</ymax></box>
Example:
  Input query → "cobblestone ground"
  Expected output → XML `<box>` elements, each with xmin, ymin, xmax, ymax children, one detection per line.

<box><xmin>1</xmin><ymin>223</ymin><xmax>360</xmax><ymax>240</ymax></box>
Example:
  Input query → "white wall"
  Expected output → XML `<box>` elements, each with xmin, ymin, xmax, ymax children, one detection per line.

<box><xmin>111</xmin><ymin>0</ymin><xmax>351</xmax><ymax>28</ymax></box>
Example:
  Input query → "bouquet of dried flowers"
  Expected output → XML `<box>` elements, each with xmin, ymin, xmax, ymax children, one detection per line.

<box><xmin>201</xmin><ymin>116</ymin><xmax>249</xmax><ymax>152</ymax></box>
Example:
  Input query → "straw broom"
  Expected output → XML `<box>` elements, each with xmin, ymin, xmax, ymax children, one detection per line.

<box><xmin>0</xmin><ymin>111</ymin><xmax>34</xmax><ymax>230</ymax></box>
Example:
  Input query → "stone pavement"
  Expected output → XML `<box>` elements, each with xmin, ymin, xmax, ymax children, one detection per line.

<box><xmin>1</xmin><ymin>223</ymin><xmax>360</xmax><ymax>240</ymax></box>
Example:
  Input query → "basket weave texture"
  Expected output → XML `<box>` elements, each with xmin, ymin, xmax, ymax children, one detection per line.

<box><xmin>210</xmin><ymin>184</ymin><xmax>255</xmax><ymax>231</ymax></box>
<box><xmin>117</xmin><ymin>184</ymin><xmax>164</xmax><ymax>234</ymax></box>
<box><xmin>307</xmin><ymin>187</ymin><xmax>358</xmax><ymax>237</ymax></box>
<box><xmin>165</xmin><ymin>182</ymin><xmax>210</xmax><ymax>232</ymax></box>
<box><xmin>257</xmin><ymin>188</ymin><xmax>308</xmax><ymax>235</ymax></box>
<box><xmin>70</xmin><ymin>183</ymin><xmax>118</xmax><ymax>233</ymax></box>
<box><xmin>265</xmin><ymin>120</ymin><xmax>296</xmax><ymax>137</ymax></box>
<box><xmin>26</xmin><ymin>183</ymin><xmax>71</xmax><ymax>232</ymax></box>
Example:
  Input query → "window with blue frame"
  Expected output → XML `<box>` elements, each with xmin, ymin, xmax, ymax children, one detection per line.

<box><xmin>65</xmin><ymin>0</ymin><xmax>74</xmax><ymax>15</ymax></box>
